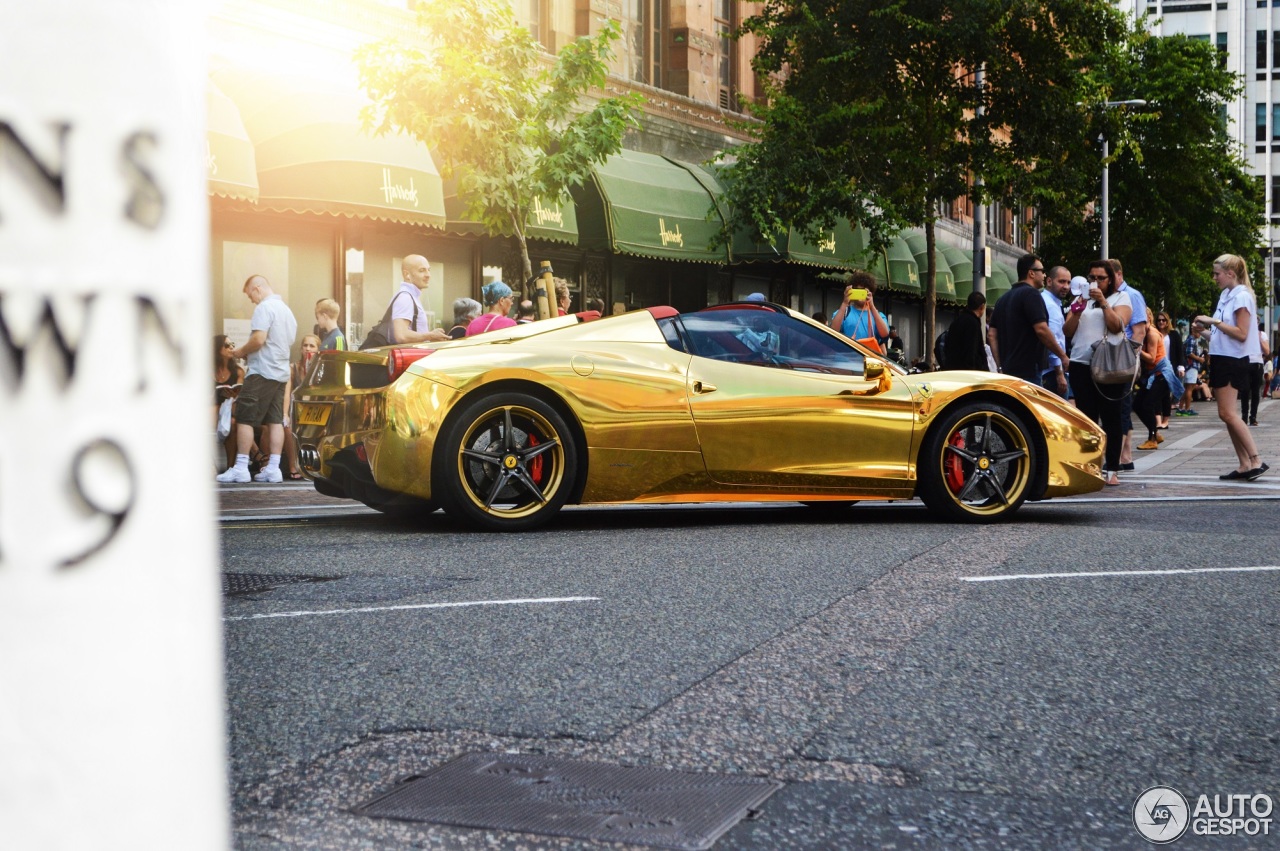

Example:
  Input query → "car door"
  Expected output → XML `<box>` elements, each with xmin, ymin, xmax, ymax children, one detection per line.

<box><xmin>676</xmin><ymin>308</ymin><xmax>916</xmax><ymax>492</ymax></box>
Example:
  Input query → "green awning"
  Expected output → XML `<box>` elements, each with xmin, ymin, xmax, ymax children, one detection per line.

<box><xmin>986</xmin><ymin>263</ymin><xmax>1012</xmax><ymax>304</ymax></box>
<box><xmin>206</xmin><ymin>81</ymin><xmax>257</xmax><ymax>202</ymax></box>
<box><xmin>867</xmin><ymin>247</ymin><xmax>892</xmax><ymax>289</ymax></box>
<box><xmin>572</xmin><ymin>149</ymin><xmax>727</xmax><ymax>263</ymax></box>
<box><xmin>882</xmin><ymin>235</ymin><xmax>921</xmax><ymax>294</ymax></box>
<box><xmin>443</xmin><ymin>181</ymin><xmax>578</xmax><ymax>245</ymax></box>
<box><xmin>940</xmin><ymin>244</ymin><xmax>974</xmax><ymax>301</ymax></box>
<box><xmin>735</xmin><ymin>218</ymin><xmax>866</xmax><ymax>270</ymax></box>
<box><xmin>902</xmin><ymin>231</ymin><xmax>956</xmax><ymax>301</ymax></box>
<box><xmin>223</xmin><ymin>75</ymin><xmax>446</xmax><ymax>228</ymax></box>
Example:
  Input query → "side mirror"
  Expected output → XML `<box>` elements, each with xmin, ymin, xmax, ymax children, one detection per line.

<box><xmin>867</xmin><ymin>359</ymin><xmax>893</xmax><ymax>393</ymax></box>
<box><xmin>843</xmin><ymin>359</ymin><xmax>893</xmax><ymax>396</ymax></box>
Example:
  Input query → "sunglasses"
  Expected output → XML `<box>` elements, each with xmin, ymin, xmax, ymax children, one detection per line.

<box><xmin>222</xmin><ymin>342</ymin><xmax>234</xmax><ymax>348</ymax></box>
<box><xmin>1086</xmin><ymin>274</ymin><xmax>1109</xmax><ymax>281</ymax></box>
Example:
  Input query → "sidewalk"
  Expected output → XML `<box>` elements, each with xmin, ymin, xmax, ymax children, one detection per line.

<box><xmin>1115</xmin><ymin>394</ymin><xmax>1279</xmax><ymax>498</ymax></box>
<box><xmin>217</xmin><ymin>396</ymin><xmax>1280</xmax><ymax>520</ymax></box>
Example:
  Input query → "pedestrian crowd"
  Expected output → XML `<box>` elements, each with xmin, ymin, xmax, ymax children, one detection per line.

<box><xmin>216</xmin><ymin>254</ymin><xmax>591</xmax><ymax>483</ymax></box>
<box><xmin>972</xmin><ymin>252</ymin><xmax>1270</xmax><ymax>486</ymax></box>
<box><xmin>824</xmin><ymin>252</ymin><xmax>1275</xmax><ymax>487</ymax></box>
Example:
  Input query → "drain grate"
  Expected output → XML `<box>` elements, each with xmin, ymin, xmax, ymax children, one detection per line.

<box><xmin>354</xmin><ymin>753</ymin><xmax>782</xmax><ymax>850</ymax></box>
<box><xmin>221</xmin><ymin>573</ymin><xmax>337</xmax><ymax>596</ymax></box>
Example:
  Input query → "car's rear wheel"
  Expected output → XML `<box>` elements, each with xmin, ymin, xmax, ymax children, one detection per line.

<box><xmin>435</xmin><ymin>392</ymin><xmax>576</xmax><ymax>531</ymax></box>
<box><xmin>917</xmin><ymin>401</ymin><xmax>1034</xmax><ymax>522</ymax></box>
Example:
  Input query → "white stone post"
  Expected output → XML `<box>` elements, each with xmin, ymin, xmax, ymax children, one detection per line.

<box><xmin>0</xmin><ymin>3</ymin><xmax>229</xmax><ymax>849</ymax></box>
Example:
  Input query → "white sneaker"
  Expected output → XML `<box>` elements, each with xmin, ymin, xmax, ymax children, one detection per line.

<box><xmin>252</xmin><ymin>467</ymin><xmax>283</xmax><ymax>483</ymax></box>
<box><xmin>216</xmin><ymin>466</ymin><xmax>250</xmax><ymax>483</ymax></box>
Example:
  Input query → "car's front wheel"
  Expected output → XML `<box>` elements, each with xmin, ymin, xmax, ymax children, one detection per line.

<box><xmin>434</xmin><ymin>392</ymin><xmax>576</xmax><ymax>531</ymax></box>
<box><xmin>917</xmin><ymin>401</ymin><xmax>1034</xmax><ymax>522</ymax></box>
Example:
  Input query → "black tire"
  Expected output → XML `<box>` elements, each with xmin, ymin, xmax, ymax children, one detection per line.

<box><xmin>434</xmin><ymin>392</ymin><xmax>577</xmax><ymax>531</ymax></box>
<box><xmin>917</xmin><ymin>401</ymin><xmax>1035</xmax><ymax>522</ymax></box>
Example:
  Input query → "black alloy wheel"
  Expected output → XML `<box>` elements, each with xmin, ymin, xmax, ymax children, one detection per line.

<box><xmin>917</xmin><ymin>401</ymin><xmax>1034</xmax><ymax>522</ymax></box>
<box><xmin>434</xmin><ymin>392</ymin><xmax>576</xmax><ymax>531</ymax></box>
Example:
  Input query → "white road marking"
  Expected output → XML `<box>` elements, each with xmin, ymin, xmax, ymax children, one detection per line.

<box><xmin>962</xmin><ymin>565</ymin><xmax>1280</xmax><ymax>583</ymax></box>
<box><xmin>1131</xmin><ymin>449</ymin><xmax>1175</xmax><ymax>472</ymax></box>
<box><xmin>1163</xmin><ymin>429</ymin><xmax>1220</xmax><ymax>450</ymax></box>
<box><xmin>225</xmin><ymin>596</ymin><xmax>600</xmax><ymax>622</ymax></box>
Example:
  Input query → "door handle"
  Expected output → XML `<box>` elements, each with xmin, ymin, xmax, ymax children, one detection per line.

<box><xmin>692</xmin><ymin>380</ymin><xmax>717</xmax><ymax>394</ymax></box>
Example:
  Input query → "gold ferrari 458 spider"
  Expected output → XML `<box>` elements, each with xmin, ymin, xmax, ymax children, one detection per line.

<box><xmin>291</xmin><ymin>302</ymin><xmax>1104</xmax><ymax>531</ymax></box>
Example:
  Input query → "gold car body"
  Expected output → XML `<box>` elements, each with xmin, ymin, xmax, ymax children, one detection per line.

<box><xmin>292</xmin><ymin>307</ymin><xmax>1104</xmax><ymax>509</ymax></box>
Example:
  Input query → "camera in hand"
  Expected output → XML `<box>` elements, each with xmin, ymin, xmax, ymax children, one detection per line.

<box><xmin>847</xmin><ymin>287</ymin><xmax>868</xmax><ymax>302</ymax></box>
<box><xmin>1069</xmin><ymin>276</ymin><xmax>1090</xmax><ymax>298</ymax></box>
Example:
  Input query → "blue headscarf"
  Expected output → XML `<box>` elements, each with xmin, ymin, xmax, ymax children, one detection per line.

<box><xmin>481</xmin><ymin>280</ymin><xmax>512</xmax><ymax>306</ymax></box>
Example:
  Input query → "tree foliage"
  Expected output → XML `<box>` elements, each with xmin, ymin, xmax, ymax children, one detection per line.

<box><xmin>356</xmin><ymin>0</ymin><xmax>642</xmax><ymax>310</ymax></box>
<box><xmin>725</xmin><ymin>0</ymin><xmax>1126</xmax><ymax>363</ymax></box>
<box><xmin>1037</xmin><ymin>31</ymin><xmax>1264</xmax><ymax>318</ymax></box>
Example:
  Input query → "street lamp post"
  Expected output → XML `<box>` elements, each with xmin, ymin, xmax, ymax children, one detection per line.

<box><xmin>1098</xmin><ymin>99</ymin><xmax>1147</xmax><ymax>260</ymax></box>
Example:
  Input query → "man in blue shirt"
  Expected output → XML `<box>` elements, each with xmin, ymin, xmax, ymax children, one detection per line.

<box><xmin>1039</xmin><ymin>266</ymin><xmax>1071</xmax><ymax>396</ymax></box>
<box><xmin>217</xmin><ymin>275</ymin><xmax>298</xmax><ymax>483</ymax></box>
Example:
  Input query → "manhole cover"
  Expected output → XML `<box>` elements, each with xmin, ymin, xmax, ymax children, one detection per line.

<box><xmin>354</xmin><ymin>753</ymin><xmax>781</xmax><ymax>850</ymax></box>
<box><xmin>221</xmin><ymin>573</ymin><xmax>337</xmax><ymax>596</ymax></box>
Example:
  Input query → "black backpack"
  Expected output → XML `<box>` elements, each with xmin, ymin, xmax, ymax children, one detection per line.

<box><xmin>934</xmin><ymin>329</ymin><xmax>948</xmax><ymax>367</ymax></box>
<box><xmin>359</xmin><ymin>291</ymin><xmax>418</xmax><ymax>350</ymax></box>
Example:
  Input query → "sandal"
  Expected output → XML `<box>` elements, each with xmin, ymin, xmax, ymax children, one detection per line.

<box><xmin>288</xmin><ymin>470</ymin><xmax>303</xmax><ymax>480</ymax></box>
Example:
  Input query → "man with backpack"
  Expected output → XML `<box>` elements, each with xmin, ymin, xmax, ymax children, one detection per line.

<box><xmin>391</xmin><ymin>255</ymin><xmax>449</xmax><ymax>344</ymax></box>
<box><xmin>362</xmin><ymin>255</ymin><xmax>450</xmax><ymax>349</ymax></box>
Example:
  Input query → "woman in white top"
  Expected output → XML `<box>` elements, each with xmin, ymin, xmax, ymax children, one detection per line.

<box><xmin>1063</xmin><ymin>259</ymin><xmax>1133</xmax><ymax>485</ymax></box>
<box><xmin>1195</xmin><ymin>254</ymin><xmax>1267</xmax><ymax>481</ymax></box>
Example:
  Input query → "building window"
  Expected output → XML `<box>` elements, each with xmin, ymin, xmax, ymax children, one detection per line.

<box><xmin>1271</xmin><ymin>176</ymin><xmax>1280</xmax><ymax>215</ymax></box>
<box><xmin>650</xmin><ymin>0</ymin><xmax>664</xmax><ymax>89</ymax></box>
<box><xmin>1259</xmin><ymin>30</ymin><xmax>1268</xmax><ymax>69</ymax></box>
<box><xmin>518</xmin><ymin>0</ymin><xmax>552</xmax><ymax>51</ymax></box>
<box><xmin>615</xmin><ymin>0</ymin><xmax>664</xmax><ymax>87</ymax></box>
<box><xmin>1272</xmin><ymin>104</ymin><xmax>1280</xmax><ymax>140</ymax></box>
<box><xmin>1216</xmin><ymin>32</ymin><xmax>1227</xmax><ymax>65</ymax></box>
<box><xmin>1259</xmin><ymin>103</ymin><xmax>1268</xmax><ymax>142</ymax></box>
<box><xmin>715</xmin><ymin>0</ymin><xmax>734</xmax><ymax>109</ymax></box>
<box><xmin>1274</xmin><ymin>31</ymin><xmax>1280</xmax><ymax>69</ymax></box>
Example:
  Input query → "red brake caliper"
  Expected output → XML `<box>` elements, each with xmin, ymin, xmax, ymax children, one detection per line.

<box><xmin>944</xmin><ymin>432</ymin><xmax>967</xmax><ymax>493</ymax></box>
<box><xmin>527</xmin><ymin>433</ymin><xmax>542</xmax><ymax>484</ymax></box>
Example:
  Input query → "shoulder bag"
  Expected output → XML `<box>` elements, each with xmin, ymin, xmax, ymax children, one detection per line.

<box><xmin>359</xmin><ymin>292</ymin><xmax>417</xmax><ymax>350</ymax></box>
<box><xmin>1090</xmin><ymin>333</ymin><xmax>1141</xmax><ymax>388</ymax></box>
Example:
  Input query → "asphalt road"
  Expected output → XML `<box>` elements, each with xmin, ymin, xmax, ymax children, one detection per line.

<box><xmin>222</xmin><ymin>497</ymin><xmax>1280</xmax><ymax>850</ymax></box>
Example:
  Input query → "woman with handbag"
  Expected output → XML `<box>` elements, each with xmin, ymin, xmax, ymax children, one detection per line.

<box><xmin>1195</xmin><ymin>254</ymin><xmax>1267</xmax><ymax>481</ymax></box>
<box><xmin>1063</xmin><ymin>259</ymin><xmax>1133</xmax><ymax>485</ymax></box>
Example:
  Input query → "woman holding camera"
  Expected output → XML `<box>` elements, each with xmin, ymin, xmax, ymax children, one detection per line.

<box><xmin>1063</xmin><ymin>259</ymin><xmax>1133</xmax><ymax>486</ymax></box>
<box><xmin>829</xmin><ymin>271</ymin><xmax>889</xmax><ymax>350</ymax></box>
<box><xmin>1195</xmin><ymin>254</ymin><xmax>1267</xmax><ymax>480</ymax></box>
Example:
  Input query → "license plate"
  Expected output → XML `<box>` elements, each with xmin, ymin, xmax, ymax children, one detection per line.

<box><xmin>294</xmin><ymin>403</ymin><xmax>331</xmax><ymax>426</ymax></box>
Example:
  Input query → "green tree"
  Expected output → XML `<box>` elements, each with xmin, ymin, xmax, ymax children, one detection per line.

<box><xmin>356</xmin><ymin>0</ymin><xmax>642</xmax><ymax>316</ymax></box>
<box><xmin>725</xmin><ymin>0</ymin><xmax>1126</xmax><ymax>364</ymax></box>
<box><xmin>1038</xmin><ymin>31</ymin><xmax>1264</xmax><ymax>319</ymax></box>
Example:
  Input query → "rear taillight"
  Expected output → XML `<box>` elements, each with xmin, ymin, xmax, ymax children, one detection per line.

<box><xmin>387</xmin><ymin>348</ymin><xmax>435</xmax><ymax>381</ymax></box>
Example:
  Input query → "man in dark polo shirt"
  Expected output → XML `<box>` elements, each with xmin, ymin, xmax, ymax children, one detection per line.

<box><xmin>989</xmin><ymin>253</ymin><xmax>1069</xmax><ymax>383</ymax></box>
